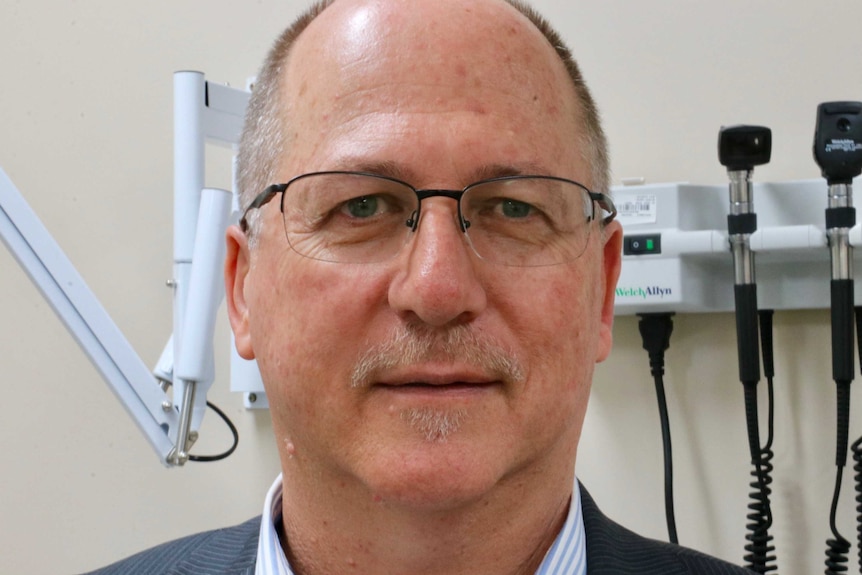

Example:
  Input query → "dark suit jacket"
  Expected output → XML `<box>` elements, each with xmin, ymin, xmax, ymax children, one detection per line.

<box><xmin>83</xmin><ymin>486</ymin><xmax>755</xmax><ymax>574</ymax></box>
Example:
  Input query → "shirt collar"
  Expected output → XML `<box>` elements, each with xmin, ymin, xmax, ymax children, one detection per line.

<box><xmin>255</xmin><ymin>473</ymin><xmax>586</xmax><ymax>575</ymax></box>
<box><xmin>255</xmin><ymin>474</ymin><xmax>293</xmax><ymax>575</ymax></box>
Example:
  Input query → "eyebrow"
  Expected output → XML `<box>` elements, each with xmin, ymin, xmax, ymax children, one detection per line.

<box><xmin>471</xmin><ymin>162</ymin><xmax>552</xmax><ymax>181</ymax></box>
<box><xmin>325</xmin><ymin>160</ymin><xmax>557</xmax><ymax>187</ymax></box>
<box><xmin>335</xmin><ymin>160</ymin><xmax>414</xmax><ymax>183</ymax></box>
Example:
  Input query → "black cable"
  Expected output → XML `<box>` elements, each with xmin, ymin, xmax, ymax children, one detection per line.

<box><xmin>758</xmin><ymin>310</ymin><xmax>776</xmax><ymax>506</ymax></box>
<box><xmin>759</xmin><ymin>310</ymin><xmax>775</xmax><ymax>390</ymax></box>
<box><xmin>637</xmin><ymin>312</ymin><xmax>678</xmax><ymax>545</ymax></box>
<box><xmin>854</xmin><ymin>305</ymin><xmax>862</xmax><ymax>573</ymax></box>
<box><xmin>825</xmin><ymin>467</ymin><xmax>851</xmax><ymax>574</ymax></box>
<box><xmin>760</xmin><ymin>311</ymin><xmax>776</xmax><ymax>517</ymax></box>
<box><xmin>846</xmin><ymin>307</ymin><xmax>862</xmax><ymax>572</ymax></box>
<box><xmin>731</xmin><ymin>286</ymin><xmax>776</xmax><ymax>573</ymax></box>
<box><xmin>188</xmin><ymin>401</ymin><xmax>239</xmax><ymax>462</ymax></box>
<box><xmin>740</xmin><ymin>310</ymin><xmax>777</xmax><ymax>574</ymax></box>
<box><xmin>824</xmin><ymin>280</ymin><xmax>855</xmax><ymax>573</ymax></box>
<box><xmin>852</xmin><ymin>436</ymin><xmax>862</xmax><ymax>572</ymax></box>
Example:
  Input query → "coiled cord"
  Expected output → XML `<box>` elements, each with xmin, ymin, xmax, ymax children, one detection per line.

<box><xmin>827</xmin><ymin>307</ymin><xmax>862</xmax><ymax>574</ymax></box>
<box><xmin>829</xmin><ymin>433</ymin><xmax>862</xmax><ymax>575</ymax></box>
<box><xmin>825</xmin><ymin>467</ymin><xmax>851</xmax><ymax>574</ymax></box>
<box><xmin>823</xmin><ymin>381</ymin><xmax>852</xmax><ymax>574</ymax></box>
<box><xmin>740</xmin><ymin>310</ymin><xmax>777</xmax><ymax>574</ymax></box>
<box><xmin>742</xmin><ymin>381</ymin><xmax>777</xmax><ymax>573</ymax></box>
<box><xmin>853</xmin><ymin>436</ymin><xmax>862</xmax><ymax>570</ymax></box>
<box><xmin>855</xmin><ymin>306</ymin><xmax>862</xmax><ymax>572</ymax></box>
<box><xmin>744</xmin><ymin>450</ymin><xmax>776</xmax><ymax>572</ymax></box>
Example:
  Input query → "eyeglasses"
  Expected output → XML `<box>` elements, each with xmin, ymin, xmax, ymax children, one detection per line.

<box><xmin>240</xmin><ymin>171</ymin><xmax>616</xmax><ymax>267</ymax></box>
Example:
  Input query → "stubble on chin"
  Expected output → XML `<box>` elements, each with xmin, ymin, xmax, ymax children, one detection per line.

<box><xmin>400</xmin><ymin>407</ymin><xmax>468</xmax><ymax>442</ymax></box>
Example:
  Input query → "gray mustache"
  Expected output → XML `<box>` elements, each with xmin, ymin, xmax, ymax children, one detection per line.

<box><xmin>350</xmin><ymin>324</ymin><xmax>525</xmax><ymax>388</ymax></box>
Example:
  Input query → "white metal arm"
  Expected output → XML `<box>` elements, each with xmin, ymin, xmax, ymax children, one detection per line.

<box><xmin>0</xmin><ymin>167</ymin><xmax>179</xmax><ymax>463</ymax></box>
<box><xmin>0</xmin><ymin>72</ymin><xmax>252</xmax><ymax>466</ymax></box>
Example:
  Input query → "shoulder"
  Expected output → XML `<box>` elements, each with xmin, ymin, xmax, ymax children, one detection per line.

<box><xmin>80</xmin><ymin>516</ymin><xmax>261</xmax><ymax>575</ymax></box>
<box><xmin>579</xmin><ymin>485</ymin><xmax>755</xmax><ymax>575</ymax></box>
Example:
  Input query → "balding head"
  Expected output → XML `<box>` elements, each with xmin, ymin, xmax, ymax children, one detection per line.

<box><xmin>237</xmin><ymin>0</ymin><xmax>607</xmax><ymax>242</ymax></box>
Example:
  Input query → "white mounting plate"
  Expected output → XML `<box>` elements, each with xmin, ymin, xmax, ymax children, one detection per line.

<box><xmin>613</xmin><ymin>179</ymin><xmax>861</xmax><ymax>315</ymax></box>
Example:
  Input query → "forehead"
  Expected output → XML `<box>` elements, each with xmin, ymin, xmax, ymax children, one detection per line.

<box><xmin>278</xmin><ymin>0</ymin><xmax>585</xmax><ymax>182</ymax></box>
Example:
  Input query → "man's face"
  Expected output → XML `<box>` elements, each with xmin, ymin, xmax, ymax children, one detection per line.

<box><xmin>227</xmin><ymin>0</ymin><xmax>621</xmax><ymax>510</ymax></box>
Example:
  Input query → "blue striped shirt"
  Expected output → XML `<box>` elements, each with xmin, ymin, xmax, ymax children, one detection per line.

<box><xmin>255</xmin><ymin>474</ymin><xmax>586</xmax><ymax>574</ymax></box>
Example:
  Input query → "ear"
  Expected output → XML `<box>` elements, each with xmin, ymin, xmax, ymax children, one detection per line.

<box><xmin>225</xmin><ymin>224</ymin><xmax>255</xmax><ymax>360</ymax></box>
<box><xmin>595</xmin><ymin>220</ymin><xmax>622</xmax><ymax>362</ymax></box>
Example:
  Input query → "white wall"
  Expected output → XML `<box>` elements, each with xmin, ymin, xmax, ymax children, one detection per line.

<box><xmin>1</xmin><ymin>1</ymin><xmax>860</xmax><ymax>573</ymax></box>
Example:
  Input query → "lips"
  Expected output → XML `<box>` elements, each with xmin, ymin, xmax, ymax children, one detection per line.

<box><xmin>372</xmin><ymin>373</ymin><xmax>502</xmax><ymax>401</ymax></box>
<box><xmin>383</xmin><ymin>381</ymin><xmax>498</xmax><ymax>390</ymax></box>
<box><xmin>398</xmin><ymin>381</ymin><xmax>486</xmax><ymax>386</ymax></box>
<box><xmin>374</xmin><ymin>366</ymin><xmax>499</xmax><ymax>388</ymax></box>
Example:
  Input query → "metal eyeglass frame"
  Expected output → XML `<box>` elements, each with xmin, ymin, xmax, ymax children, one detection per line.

<box><xmin>241</xmin><ymin>170</ymin><xmax>616</xmax><ymax>228</ymax></box>
<box><xmin>239</xmin><ymin>171</ymin><xmax>617</xmax><ymax>265</ymax></box>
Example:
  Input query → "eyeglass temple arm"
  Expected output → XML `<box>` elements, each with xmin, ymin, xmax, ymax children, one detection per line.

<box><xmin>239</xmin><ymin>184</ymin><xmax>287</xmax><ymax>232</ymax></box>
<box><xmin>591</xmin><ymin>191</ymin><xmax>617</xmax><ymax>225</ymax></box>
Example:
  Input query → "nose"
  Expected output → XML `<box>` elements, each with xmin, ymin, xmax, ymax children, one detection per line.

<box><xmin>388</xmin><ymin>198</ymin><xmax>487</xmax><ymax>327</ymax></box>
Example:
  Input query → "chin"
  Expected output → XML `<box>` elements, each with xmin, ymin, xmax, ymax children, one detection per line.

<box><xmin>360</xmin><ymin>428</ymin><xmax>510</xmax><ymax>511</ymax></box>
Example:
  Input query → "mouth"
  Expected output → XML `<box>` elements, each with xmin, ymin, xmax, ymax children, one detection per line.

<box><xmin>383</xmin><ymin>380</ymin><xmax>498</xmax><ymax>389</ymax></box>
<box><xmin>374</xmin><ymin>378</ymin><xmax>502</xmax><ymax>398</ymax></box>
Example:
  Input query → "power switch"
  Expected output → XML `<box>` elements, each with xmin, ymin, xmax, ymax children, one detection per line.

<box><xmin>624</xmin><ymin>234</ymin><xmax>661</xmax><ymax>255</ymax></box>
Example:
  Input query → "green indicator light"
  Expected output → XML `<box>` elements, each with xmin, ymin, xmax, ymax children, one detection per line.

<box><xmin>646</xmin><ymin>239</ymin><xmax>654</xmax><ymax>251</ymax></box>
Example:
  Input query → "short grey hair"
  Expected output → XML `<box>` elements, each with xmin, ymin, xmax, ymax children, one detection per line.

<box><xmin>236</xmin><ymin>0</ymin><xmax>609</xmax><ymax>244</ymax></box>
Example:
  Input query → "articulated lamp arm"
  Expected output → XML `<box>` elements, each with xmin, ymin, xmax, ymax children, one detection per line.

<box><xmin>0</xmin><ymin>167</ymin><xmax>180</xmax><ymax>465</ymax></box>
<box><xmin>0</xmin><ymin>73</ymin><xmax>252</xmax><ymax>467</ymax></box>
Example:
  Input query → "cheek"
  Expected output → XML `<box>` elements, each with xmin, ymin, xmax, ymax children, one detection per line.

<box><xmin>539</xmin><ymin>277</ymin><xmax>599</xmax><ymax>429</ymax></box>
<box><xmin>499</xmin><ymin>273</ymin><xmax>597</xmax><ymax>456</ymax></box>
<box><xmin>506</xmin><ymin>266</ymin><xmax>602</xmax><ymax>390</ymax></box>
<box><xmin>246</xmin><ymin>257</ymin><xmax>388</xmax><ymax>405</ymax></box>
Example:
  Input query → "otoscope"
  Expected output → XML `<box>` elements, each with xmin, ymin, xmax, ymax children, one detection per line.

<box><xmin>813</xmin><ymin>101</ymin><xmax>862</xmax><ymax>575</ymax></box>
<box><xmin>718</xmin><ymin>125</ymin><xmax>777</xmax><ymax>574</ymax></box>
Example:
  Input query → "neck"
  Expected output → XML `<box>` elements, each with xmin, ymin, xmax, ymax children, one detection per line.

<box><xmin>279</xmin><ymin>465</ymin><xmax>574</xmax><ymax>575</ymax></box>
